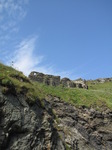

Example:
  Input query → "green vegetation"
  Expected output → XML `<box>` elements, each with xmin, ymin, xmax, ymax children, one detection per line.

<box><xmin>36</xmin><ymin>82</ymin><xmax>112</xmax><ymax>110</ymax></box>
<box><xmin>0</xmin><ymin>63</ymin><xmax>112</xmax><ymax>110</ymax></box>
<box><xmin>65</xmin><ymin>144</ymin><xmax>71</xmax><ymax>150</ymax></box>
<box><xmin>0</xmin><ymin>63</ymin><xmax>43</xmax><ymax>103</ymax></box>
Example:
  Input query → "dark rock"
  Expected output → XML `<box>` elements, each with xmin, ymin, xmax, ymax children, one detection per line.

<box><xmin>0</xmin><ymin>92</ymin><xmax>65</xmax><ymax>150</ymax></box>
<box><xmin>46</xmin><ymin>96</ymin><xmax>112</xmax><ymax>150</ymax></box>
<box><xmin>1</xmin><ymin>90</ymin><xmax>112</xmax><ymax>149</ymax></box>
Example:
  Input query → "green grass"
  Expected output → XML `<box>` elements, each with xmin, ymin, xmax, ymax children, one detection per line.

<box><xmin>34</xmin><ymin>82</ymin><xmax>112</xmax><ymax>110</ymax></box>
<box><xmin>0</xmin><ymin>63</ymin><xmax>44</xmax><ymax>102</ymax></box>
<box><xmin>0</xmin><ymin>63</ymin><xmax>112</xmax><ymax>110</ymax></box>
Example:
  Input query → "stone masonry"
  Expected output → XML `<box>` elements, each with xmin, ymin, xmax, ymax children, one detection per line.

<box><xmin>29</xmin><ymin>71</ymin><xmax>88</xmax><ymax>89</ymax></box>
<box><xmin>29</xmin><ymin>71</ymin><xmax>60</xmax><ymax>86</ymax></box>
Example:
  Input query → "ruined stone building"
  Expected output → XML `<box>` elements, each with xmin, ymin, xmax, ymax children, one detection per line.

<box><xmin>29</xmin><ymin>71</ymin><xmax>88</xmax><ymax>89</ymax></box>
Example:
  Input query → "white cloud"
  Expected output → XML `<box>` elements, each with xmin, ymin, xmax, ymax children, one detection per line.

<box><xmin>8</xmin><ymin>36</ymin><xmax>56</xmax><ymax>76</ymax></box>
<box><xmin>0</xmin><ymin>1</ymin><xmax>74</xmax><ymax>78</ymax></box>
<box><xmin>0</xmin><ymin>0</ymin><xmax>29</xmax><ymax>63</ymax></box>
<box><xmin>0</xmin><ymin>0</ymin><xmax>29</xmax><ymax>40</ymax></box>
<box><xmin>7</xmin><ymin>36</ymin><xmax>73</xmax><ymax>78</ymax></box>
<box><xmin>0</xmin><ymin>0</ymin><xmax>74</xmax><ymax>79</ymax></box>
<box><xmin>0</xmin><ymin>0</ymin><xmax>28</xmax><ymax>19</ymax></box>
<box><xmin>9</xmin><ymin>36</ymin><xmax>42</xmax><ymax>75</ymax></box>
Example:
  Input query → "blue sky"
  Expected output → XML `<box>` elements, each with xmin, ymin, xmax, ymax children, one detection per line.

<box><xmin>0</xmin><ymin>0</ymin><xmax>112</xmax><ymax>79</ymax></box>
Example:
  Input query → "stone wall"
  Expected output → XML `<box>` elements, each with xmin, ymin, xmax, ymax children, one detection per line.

<box><xmin>29</xmin><ymin>71</ymin><xmax>88</xmax><ymax>89</ymax></box>
<box><xmin>73</xmin><ymin>78</ymin><xmax>88</xmax><ymax>89</ymax></box>
<box><xmin>29</xmin><ymin>71</ymin><xmax>60</xmax><ymax>86</ymax></box>
<box><xmin>60</xmin><ymin>78</ymin><xmax>76</xmax><ymax>88</ymax></box>
<box><xmin>89</xmin><ymin>78</ymin><xmax>112</xmax><ymax>84</ymax></box>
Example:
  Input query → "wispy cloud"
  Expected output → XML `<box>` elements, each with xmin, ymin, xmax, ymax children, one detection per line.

<box><xmin>0</xmin><ymin>0</ymin><xmax>74</xmax><ymax>78</ymax></box>
<box><xmin>8</xmin><ymin>36</ymin><xmax>43</xmax><ymax>75</ymax></box>
<box><xmin>6</xmin><ymin>36</ymin><xmax>73</xmax><ymax>78</ymax></box>
<box><xmin>0</xmin><ymin>0</ymin><xmax>30</xmax><ymax>66</ymax></box>
<box><xmin>0</xmin><ymin>0</ymin><xmax>29</xmax><ymax>44</ymax></box>
<box><xmin>0</xmin><ymin>0</ymin><xmax>29</xmax><ymax>21</ymax></box>
<box><xmin>0</xmin><ymin>0</ymin><xmax>89</xmax><ymax>79</ymax></box>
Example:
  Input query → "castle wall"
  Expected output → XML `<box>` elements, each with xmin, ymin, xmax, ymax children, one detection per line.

<box><xmin>60</xmin><ymin>78</ymin><xmax>76</xmax><ymax>88</ymax></box>
<box><xmin>29</xmin><ymin>71</ymin><xmax>88</xmax><ymax>89</ymax></box>
<box><xmin>29</xmin><ymin>72</ymin><xmax>60</xmax><ymax>86</ymax></box>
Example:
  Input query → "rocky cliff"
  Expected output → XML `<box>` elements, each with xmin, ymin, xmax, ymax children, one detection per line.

<box><xmin>0</xmin><ymin>91</ymin><xmax>65</xmax><ymax>150</ymax></box>
<box><xmin>0</xmin><ymin>63</ymin><xmax>112</xmax><ymax>150</ymax></box>
<box><xmin>0</xmin><ymin>91</ymin><xmax>112</xmax><ymax>150</ymax></box>
<box><xmin>46</xmin><ymin>96</ymin><xmax>112</xmax><ymax>150</ymax></box>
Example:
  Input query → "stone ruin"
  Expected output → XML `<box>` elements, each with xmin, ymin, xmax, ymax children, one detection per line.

<box><xmin>61</xmin><ymin>78</ymin><xmax>75</xmax><ymax>88</ymax></box>
<box><xmin>29</xmin><ymin>72</ymin><xmax>60</xmax><ymax>86</ymax></box>
<box><xmin>73</xmin><ymin>78</ymin><xmax>88</xmax><ymax>89</ymax></box>
<box><xmin>89</xmin><ymin>78</ymin><xmax>112</xmax><ymax>84</ymax></box>
<box><xmin>29</xmin><ymin>71</ymin><xmax>88</xmax><ymax>89</ymax></box>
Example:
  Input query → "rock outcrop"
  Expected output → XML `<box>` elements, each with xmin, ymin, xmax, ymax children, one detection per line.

<box><xmin>0</xmin><ymin>91</ymin><xmax>65</xmax><ymax>150</ymax></box>
<box><xmin>0</xmin><ymin>63</ymin><xmax>112</xmax><ymax>149</ymax></box>
<box><xmin>29</xmin><ymin>72</ymin><xmax>88</xmax><ymax>89</ymax></box>
<box><xmin>0</xmin><ymin>89</ymin><xmax>112</xmax><ymax>150</ymax></box>
<box><xmin>46</xmin><ymin>95</ymin><xmax>112</xmax><ymax>150</ymax></box>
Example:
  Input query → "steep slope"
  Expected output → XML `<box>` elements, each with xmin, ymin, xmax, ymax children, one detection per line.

<box><xmin>46</xmin><ymin>95</ymin><xmax>112</xmax><ymax>150</ymax></box>
<box><xmin>0</xmin><ymin>63</ymin><xmax>112</xmax><ymax>150</ymax></box>
<box><xmin>0</xmin><ymin>64</ymin><xmax>65</xmax><ymax>149</ymax></box>
<box><xmin>0</xmin><ymin>92</ymin><xmax>66</xmax><ymax>150</ymax></box>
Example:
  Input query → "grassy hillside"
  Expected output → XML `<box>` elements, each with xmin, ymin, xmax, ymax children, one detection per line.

<box><xmin>0</xmin><ymin>63</ymin><xmax>43</xmax><ymax>103</ymax></box>
<box><xmin>36</xmin><ymin>82</ymin><xmax>112</xmax><ymax>110</ymax></box>
<box><xmin>0</xmin><ymin>63</ymin><xmax>112</xmax><ymax>110</ymax></box>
